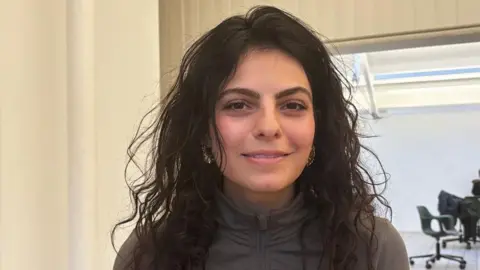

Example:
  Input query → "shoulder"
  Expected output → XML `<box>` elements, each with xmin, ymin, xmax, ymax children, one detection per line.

<box><xmin>371</xmin><ymin>217</ymin><xmax>409</xmax><ymax>270</ymax></box>
<box><xmin>372</xmin><ymin>216</ymin><xmax>402</xmax><ymax>242</ymax></box>
<box><xmin>113</xmin><ymin>230</ymin><xmax>155</xmax><ymax>270</ymax></box>
<box><xmin>113</xmin><ymin>231</ymin><xmax>139</xmax><ymax>270</ymax></box>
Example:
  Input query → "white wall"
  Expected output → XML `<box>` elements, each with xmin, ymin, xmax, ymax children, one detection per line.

<box><xmin>361</xmin><ymin>110</ymin><xmax>480</xmax><ymax>232</ymax></box>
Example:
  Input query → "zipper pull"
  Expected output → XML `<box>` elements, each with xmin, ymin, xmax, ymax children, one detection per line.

<box><xmin>256</xmin><ymin>215</ymin><xmax>268</xmax><ymax>230</ymax></box>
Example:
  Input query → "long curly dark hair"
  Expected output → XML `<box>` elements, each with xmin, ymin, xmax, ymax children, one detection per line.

<box><xmin>112</xmin><ymin>5</ymin><xmax>390</xmax><ymax>270</ymax></box>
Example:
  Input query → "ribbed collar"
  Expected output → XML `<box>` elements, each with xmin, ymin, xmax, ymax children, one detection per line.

<box><xmin>214</xmin><ymin>190</ymin><xmax>309</xmax><ymax>231</ymax></box>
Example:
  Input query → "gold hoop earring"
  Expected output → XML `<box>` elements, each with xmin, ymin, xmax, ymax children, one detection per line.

<box><xmin>307</xmin><ymin>146</ymin><xmax>315</xmax><ymax>166</ymax></box>
<box><xmin>202</xmin><ymin>145</ymin><xmax>213</xmax><ymax>164</ymax></box>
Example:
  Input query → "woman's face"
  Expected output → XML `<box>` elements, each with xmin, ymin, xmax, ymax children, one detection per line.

<box><xmin>211</xmin><ymin>49</ymin><xmax>315</xmax><ymax>203</ymax></box>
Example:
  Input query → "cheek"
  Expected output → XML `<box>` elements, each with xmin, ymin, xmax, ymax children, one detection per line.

<box><xmin>211</xmin><ymin>115</ymin><xmax>250</xmax><ymax>154</ymax></box>
<box><xmin>285</xmin><ymin>117</ymin><xmax>315</xmax><ymax>149</ymax></box>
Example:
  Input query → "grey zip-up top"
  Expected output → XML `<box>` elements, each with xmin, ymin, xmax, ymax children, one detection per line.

<box><xmin>114</xmin><ymin>192</ymin><xmax>409</xmax><ymax>270</ymax></box>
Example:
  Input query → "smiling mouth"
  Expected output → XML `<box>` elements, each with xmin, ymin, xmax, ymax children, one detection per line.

<box><xmin>241</xmin><ymin>153</ymin><xmax>290</xmax><ymax>165</ymax></box>
<box><xmin>241</xmin><ymin>153</ymin><xmax>290</xmax><ymax>158</ymax></box>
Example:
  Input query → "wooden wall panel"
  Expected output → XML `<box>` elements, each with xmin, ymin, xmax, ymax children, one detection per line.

<box><xmin>198</xmin><ymin>0</ymin><xmax>220</xmax><ymax>35</ymax></box>
<box><xmin>457</xmin><ymin>0</ymin><xmax>480</xmax><ymax>25</ymax></box>
<box><xmin>159</xmin><ymin>0</ymin><xmax>183</xmax><ymax>95</ymax></box>
<box><xmin>182</xmin><ymin>0</ymin><xmax>201</xmax><ymax>49</ymax></box>
<box><xmin>389</xmin><ymin>0</ymin><xmax>416</xmax><ymax>33</ymax></box>
<box><xmin>167</xmin><ymin>0</ymin><xmax>480</xmax><ymax>44</ymax></box>
<box><xmin>314</xmin><ymin>0</ymin><xmax>337</xmax><ymax>39</ymax></box>
<box><xmin>297</xmin><ymin>0</ymin><xmax>322</xmax><ymax>35</ymax></box>
<box><xmin>334</xmin><ymin>0</ymin><xmax>355</xmax><ymax>40</ymax></box>
<box><xmin>213</xmin><ymin>0</ymin><xmax>233</xmax><ymax>24</ymax></box>
<box><xmin>413</xmin><ymin>0</ymin><xmax>457</xmax><ymax>30</ymax></box>
<box><xmin>433</xmin><ymin>0</ymin><xmax>457</xmax><ymax>29</ymax></box>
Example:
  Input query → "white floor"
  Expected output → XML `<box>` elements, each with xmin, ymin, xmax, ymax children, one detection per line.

<box><xmin>401</xmin><ymin>232</ymin><xmax>480</xmax><ymax>269</ymax></box>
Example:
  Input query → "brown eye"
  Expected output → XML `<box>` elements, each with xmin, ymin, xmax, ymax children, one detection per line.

<box><xmin>282</xmin><ymin>102</ymin><xmax>306</xmax><ymax>111</ymax></box>
<box><xmin>224</xmin><ymin>101</ymin><xmax>249</xmax><ymax>110</ymax></box>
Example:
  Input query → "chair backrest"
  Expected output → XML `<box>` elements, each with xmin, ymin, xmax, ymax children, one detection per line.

<box><xmin>416</xmin><ymin>206</ymin><xmax>434</xmax><ymax>232</ymax></box>
<box><xmin>417</xmin><ymin>205</ymin><xmax>433</xmax><ymax>218</ymax></box>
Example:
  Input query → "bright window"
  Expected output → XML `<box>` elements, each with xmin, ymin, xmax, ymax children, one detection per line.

<box><xmin>332</xmin><ymin>42</ymin><xmax>480</xmax><ymax>116</ymax></box>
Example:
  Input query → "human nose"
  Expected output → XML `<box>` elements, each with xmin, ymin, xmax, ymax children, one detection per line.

<box><xmin>253</xmin><ymin>105</ymin><xmax>281</xmax><ymax>140</ymax></box>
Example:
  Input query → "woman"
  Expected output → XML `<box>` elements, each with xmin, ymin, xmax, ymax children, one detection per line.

<box><xmin>113</xmin><ymin>5</ymin><xmax>408</xmax><ymax>270</ymax></box>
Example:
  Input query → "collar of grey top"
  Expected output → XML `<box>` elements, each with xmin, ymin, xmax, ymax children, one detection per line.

<box><xmin>214</xmin><ymin>190</ymin><xmax>311</xmax><ymax>231</ymax></box>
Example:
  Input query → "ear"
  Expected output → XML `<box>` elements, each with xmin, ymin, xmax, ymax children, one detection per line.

<box><xmin>202</xmin><ymin>135</ymin><xmax>212</xmax><ymax>148</ymax></box>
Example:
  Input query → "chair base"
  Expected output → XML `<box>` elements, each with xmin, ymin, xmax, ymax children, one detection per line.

<box><xmin>442</xmin><ymin>236</ymin><xmax>480</xmax><ymax>250</ymax></box>
<box><xmin>409</xmin><ymin>241</ymin><xmax>466</xmax><ymax>269</ymax></box>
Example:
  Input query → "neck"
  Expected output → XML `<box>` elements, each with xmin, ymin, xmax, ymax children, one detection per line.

<box><xmin>223</xmin><ymin>181</ymin><xmax>295</xmax><ymax>213</ymax></box>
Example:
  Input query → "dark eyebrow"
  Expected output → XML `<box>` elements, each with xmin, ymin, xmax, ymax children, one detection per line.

<box><xmin>275</xmin><ymin>87</ymin><xmax>312</xmax><ymax>100</ymax></box>
<box><xmin>219</xmin><ymin>86</ymin><xmax>312</xmax><ymax>100</ymax></box>
<box><xmin>219</xmin><ymin>88</ymin><xmax>261</xmax><ymax>100</ymax></box>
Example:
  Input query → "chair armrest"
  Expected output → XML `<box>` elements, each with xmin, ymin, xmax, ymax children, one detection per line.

<box><xmin>432</xmin><ymin>214</ymin><xmax>455</xmax><ymax>231</ymax></box>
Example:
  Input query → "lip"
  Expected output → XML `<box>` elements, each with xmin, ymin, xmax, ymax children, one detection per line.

<box><xmin>241</xmin><ymin>150</ymin><xmax>291</xmax><ymax>165</ymax></box>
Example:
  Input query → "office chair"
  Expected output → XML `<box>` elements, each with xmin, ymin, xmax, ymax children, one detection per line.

<box><xmin>408</xmin><ymin>206</ymin><xmax>466</xmax><ymax>269</ymax></box>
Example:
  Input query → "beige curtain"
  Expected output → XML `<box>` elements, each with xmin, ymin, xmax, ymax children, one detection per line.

<box><xmin>0</xmin><ymin>0</ymin><xmax>159</xmax><ymax>270</ymax></box>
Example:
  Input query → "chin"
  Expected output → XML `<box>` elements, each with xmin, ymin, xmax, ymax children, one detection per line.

<box><xmin>246</xmin><ymin>176</ymin><xmax>294</xmax><ymax>193</ymax></box>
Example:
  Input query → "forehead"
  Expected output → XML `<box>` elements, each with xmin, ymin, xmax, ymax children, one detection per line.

<box><xmin>224</xmin><ymin>49</ymin><xmax>311</xmax><ymax>94</ymax></box>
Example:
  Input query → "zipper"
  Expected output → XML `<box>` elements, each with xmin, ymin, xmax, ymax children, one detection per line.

<box><xmin>256</xmin><ymin>215</ymin><xmax>268</xmax><ymax>270</ymax></box>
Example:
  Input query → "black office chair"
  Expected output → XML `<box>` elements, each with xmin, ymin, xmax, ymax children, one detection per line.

<box><xmin>409</xmin><ymin>206</ymin><xmax>466</xmax><ymax>269</ymax></box>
